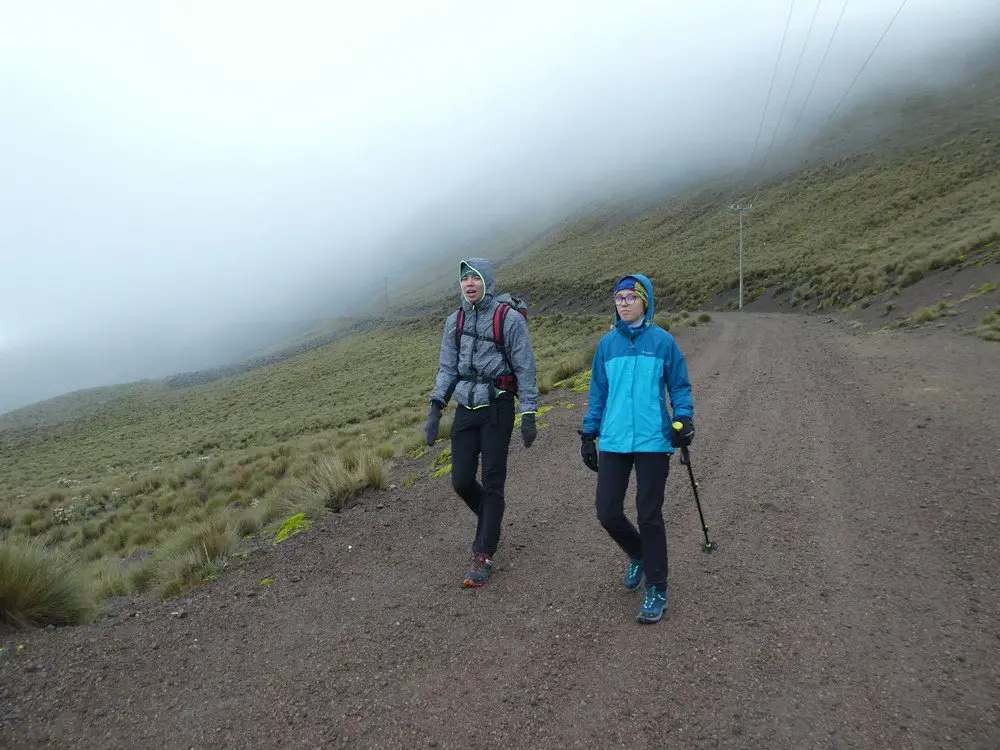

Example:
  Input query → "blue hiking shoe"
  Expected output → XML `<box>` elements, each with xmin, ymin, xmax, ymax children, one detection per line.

<box><xmin>637</xmin><ymin>585</ymin><xmax>669</xmax><ymax>623</ymax></box>
<box><xmin>624</xmin><ymin>558</ymin><xmax>644</xmax><ymax>591</ymax></box>
<box><xmin>463</xmin><ymin>552</ymin><xmax>493</xmax><ymax>588</ymax></box>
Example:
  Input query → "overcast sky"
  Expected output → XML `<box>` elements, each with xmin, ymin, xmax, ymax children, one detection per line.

<box><xmin>2</xmin><ymin>0</ymin><xmax>998</xmax><ymax>413</ymax></box>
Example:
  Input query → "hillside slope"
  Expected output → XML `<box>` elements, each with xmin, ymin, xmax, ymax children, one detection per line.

<box><xmin>393</xmin><ymin>53</ymin><xmax>1000</xmax><ymax>317</ymax></box>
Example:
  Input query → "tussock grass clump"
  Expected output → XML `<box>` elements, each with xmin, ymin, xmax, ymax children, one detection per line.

<box><xmin>974</xmin><ymin>308</ymin><xmax>1000</xmax><ymax>341</ymax></box>
<box><xmin>903</xmin><ymin>300</ymin><xmax>951</xmax><ymax>326</ymax></box>
<box><xmin>538</xmin><ymin>336</ymin><xmax>600</xmax><ymax>393</ymax></box>
<box><xmin>654</xmin><ymin>311</ymin><xmax>712</xmax><ymax>330</ymax></box>
<box><xmin>91</xmin><ymin>559</ymin><xmax>129</xmax><ymax>599</ymax></box>
<box><xmin>899</xmin><ymin>283</ymin><xmax>997</xmax><ymax>328</ymax></box>
<box><xmin>0</xmin><ymin>538</ymin><xmax>95</xmax><ymax>628</ymax></box>
<box><xmin>131</xmin><ymin>514</ymin><xmax>241</xmax><ymax>598</ymax></box>
<box><xmin>284</xmin><ymin>448</ymin><xmax>387</xmax><ymax>513</ymax></box>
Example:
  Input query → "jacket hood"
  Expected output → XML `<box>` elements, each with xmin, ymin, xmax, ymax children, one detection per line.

<box><xmin>459</xmin><ymin>257</ymin><xmax>496</xmax><ymax>306</ymax></box>
<box><xmin>613</xmin><ymin>273</ymin><xmax>655</xmax><ymax>332</ymax></box>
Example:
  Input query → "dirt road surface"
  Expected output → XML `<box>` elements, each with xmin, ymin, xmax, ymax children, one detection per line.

<box><xmin>3</xmin><ymin>313</ymin><xmax>999</xmax><ymax>749</ymax></box>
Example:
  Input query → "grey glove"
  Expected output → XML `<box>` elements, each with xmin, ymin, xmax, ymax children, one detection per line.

<box><xmin>424</xmin><ymin>400</ymin><xmax>444</xmax><ymax>446</ymax></box>
<box><xmin>521</xmin><ymin>412</ymin><xmax>537</xmax><ymax>448</ymax></box>
<box><xmin>579</xmin><ymin>432</ymin><xmax>599</xmax><ymax>472</ymax></box>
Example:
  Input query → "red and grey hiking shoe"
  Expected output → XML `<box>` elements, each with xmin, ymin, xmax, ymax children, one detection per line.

<box><xmin>463</xmin><ymin>552</ymin><xmax>493</xmax><ymax>587</ymax></box>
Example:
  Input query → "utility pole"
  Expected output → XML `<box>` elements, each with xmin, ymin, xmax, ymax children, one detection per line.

<box><xmin>729</xmin><ymin>203</ymin><xmax>753</xmax><ymax>310</ymax></box>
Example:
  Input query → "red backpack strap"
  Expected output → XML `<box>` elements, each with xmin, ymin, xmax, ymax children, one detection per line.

<box><xmin>492</xmin><ymin>304</ymin><xmax>518</xmax><ymax>394</ymax></box>
<box><xmin>493</xmin><ymin>304</ymin><xmax>510</xmax><ymax>350</ymax></box>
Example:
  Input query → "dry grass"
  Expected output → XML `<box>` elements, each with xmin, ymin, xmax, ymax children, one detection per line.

<box><xmin>974</xmin><ymin>308</ymin><xmax>1000</xmax><ymax>341</ymax></box>
<box><xmin>0</xmin><ymin>537</ymin><xmax>95</xmax><ymax>628</ymax></box>
<box><xmin>653</xmin><ymin>311</ymin><xmax>713</xmax><ymax>330</ymax></box>
<box><xmin>283</xmin><ymin>448</ymin><xmax>387</xmax><ymax>513</ymax></box>
<box><xmin>897</xmin><ymin>282</ymin><xmax>998</xmax><ymax>328</ymax></box>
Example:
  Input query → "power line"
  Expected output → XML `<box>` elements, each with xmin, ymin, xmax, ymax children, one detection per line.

<box><xmin>726</xmin><ymin>2</ymin><xmax>795</xmax><ymax>310</ymax></box>
<box><xmin>760</xmin><ymin>0</ymin><xmax>824</xmax><ymax>167</ymax></box>
<box><xmin>785</xmin><ymin>0</ymin><xmax>850</xmax><ymax>147</ymax></box>
<box><xmin>823</xmin><ymin>0</ymin><xmax>909</xmax><ymax>129</ymax></box>
<box><xmin>743</xmin><ymin>0</ymin><xmax>797</xmax><ymax>182</ymax></box>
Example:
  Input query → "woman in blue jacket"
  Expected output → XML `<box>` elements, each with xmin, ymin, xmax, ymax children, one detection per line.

<box><xmin>579</xmin><ymin>274</ymin><xmax>695</xmax><ymax>624</ymax></box>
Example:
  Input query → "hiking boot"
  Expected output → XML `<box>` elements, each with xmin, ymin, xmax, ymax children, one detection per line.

<box><xmin>624</xmin><ymin>558</ymin><xmax>644</xmax><ymax>591</ymax></box>
<box><xmin>463</xmin><ymin>552</ymin><xmax>493</xmax><ymax>588</ymax></box>
<box><xmin>637</xmin><ymin>585</ymin><xmax>668</xmax><ymax>624</ymax></box>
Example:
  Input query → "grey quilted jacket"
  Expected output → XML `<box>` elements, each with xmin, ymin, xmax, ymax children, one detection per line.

<box><xmin>429</xmin><ymin>257</ymin><xmax>539</xmax><ymax>413</ymax></box>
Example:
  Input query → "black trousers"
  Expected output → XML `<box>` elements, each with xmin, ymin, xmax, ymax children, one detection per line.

<box><xmin>450</xmin><ymin>395</ymin><xmax>515</xmax><ymax>557</ymax></box>
<box><xmin>595</xmin><ymin>451</ymin><xmax>671</xmax><ymax>589</ymax></box>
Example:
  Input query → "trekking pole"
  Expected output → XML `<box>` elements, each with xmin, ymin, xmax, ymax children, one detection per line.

<box><xmin>674</xmin><ymin>425</ymin><xmax>715</xmax><ymax>553</ymax></box>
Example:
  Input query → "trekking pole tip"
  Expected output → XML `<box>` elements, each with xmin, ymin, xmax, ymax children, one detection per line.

<box><xmin>701</xmin><ymin>541</ymin><xmax>715</xmax><ymax>553</ymax></box>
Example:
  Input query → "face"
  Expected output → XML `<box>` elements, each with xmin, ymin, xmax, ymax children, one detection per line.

<box><xmin>462</xmin><ymin>273</ymin><xmax>485</xmax><ymax>303</ymax></box>
<box><xmin>614</xmin><ymin>288</ymin><xmax>645</xmax><ymax>323</ymax></box>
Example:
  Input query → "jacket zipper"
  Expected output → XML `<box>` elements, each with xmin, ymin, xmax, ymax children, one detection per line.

<box><xmin>629</xmin><ymin>328</ymin><xmax>637</xmax><ymax>450</ymax></box>
<box><xmin>466</xmin><ymin>305</ymin><xmax>480</xmax><ymax>408</ymax></box>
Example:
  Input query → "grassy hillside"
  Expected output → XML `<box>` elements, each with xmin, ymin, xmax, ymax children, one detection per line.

<box><xmin>0</xmin><ymin>312</ymin><xmax>628</xmax><ymax>615</ymax></box>
<box><xmin>0</xmin><ymin>381</ymin><xmax>162</xmax><ymax>433</ymax></box>
<box><xmin>391</xmin><ymin>55</ymin><xmax>1000</xmax><ymax>317</ymax></box>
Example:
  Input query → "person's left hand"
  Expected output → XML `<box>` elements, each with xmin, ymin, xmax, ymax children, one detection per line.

<box><xmin>521</xmin><ymin>412</ymin><xmax>537</xmax><ymax>448</ymax></box>
<box><xmin>670</xmin><ymin>416</ymin><xmax>694</xmax><ymax>448</ymax></box>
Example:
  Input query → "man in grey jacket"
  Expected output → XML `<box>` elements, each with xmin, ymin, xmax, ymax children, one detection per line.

<box><xmin>425</xmin><ymin>257</ymin><xmax>539</xmax><ymax>587</ymax></box>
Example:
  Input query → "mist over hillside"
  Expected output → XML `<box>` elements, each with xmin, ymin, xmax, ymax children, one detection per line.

<box><xmin>3</xmin><ymin>2</ymin><xmax>999</xmax><ymax>414</ymax></box>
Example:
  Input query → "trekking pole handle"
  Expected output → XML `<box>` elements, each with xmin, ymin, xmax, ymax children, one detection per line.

<box><xmin>672</xmin><ymin>421</ymin><xmax>691</xmax><ymax>466</ymax></box>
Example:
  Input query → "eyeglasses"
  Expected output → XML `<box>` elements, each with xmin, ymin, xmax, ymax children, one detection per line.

<box><xmin>614</xmin><ymin>293</ymin><xmax>639</xmax><ymax>305</ymax></box>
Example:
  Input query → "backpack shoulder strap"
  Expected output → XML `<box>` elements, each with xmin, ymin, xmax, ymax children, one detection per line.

<box><xmin>493</xmin><ymin>304</ymin><xmax>516</xmax><ymax>375</ymax></box>
<box><xmin>492</xmin><ymin>304</ymin><xmax>510</xmax><ymax>349</ymax></box>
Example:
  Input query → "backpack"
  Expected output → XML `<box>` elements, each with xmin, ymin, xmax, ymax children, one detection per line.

<box><xmin>455</xmin><ymin>293</ymin><xmax>529</xmax><ymax>396</ymax></box>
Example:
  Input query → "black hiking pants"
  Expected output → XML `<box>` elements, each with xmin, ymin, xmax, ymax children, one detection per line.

<box><xmin>450</xmin><ymin>394</ymin><xmax>515</xmax><ymax>557</ymax></box>
<box><xmin>595</xmin><ymin>451</ymin><xmax>671</xmax><ymax>589</ymax></box>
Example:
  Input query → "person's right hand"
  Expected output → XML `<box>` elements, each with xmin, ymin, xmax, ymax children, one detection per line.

<box><xmin>424</xmin><ymin>400</ymin><xmax>444</xmax><ymax>446</ymax></box>
<box><xmin>579</xmin><ymin>432</ymin><xmax>599</xmax><ymax>473</ymax></box>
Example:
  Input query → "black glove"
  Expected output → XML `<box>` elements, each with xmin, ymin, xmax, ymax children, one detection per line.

<box><xmin>424</xmin><ymin>400</ymin><xmax>444</xmax><ymax>446</ymax></box>
<box><xmin>521</xmin><ymin>412</ymin><xmax>537</xmax><ymax>448</ymax></box>
<box><xmin>579</xmin><ymin>431</ymin><xmax>599</xmax><ymax>472</ymax></box>
<box><xmin>670</xmin><ymin>416</ymin><xmax>694</xmax><ymax>448</ymax></box>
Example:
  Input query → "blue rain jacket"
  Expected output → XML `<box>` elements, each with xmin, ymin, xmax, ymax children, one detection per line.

<box><xmin>581</xmin><ymin>274</ymin><xmax>694</xmax><ymax>453</ymax></box>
